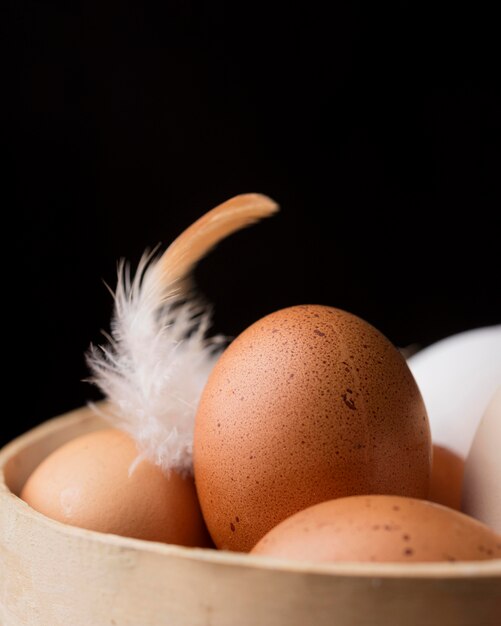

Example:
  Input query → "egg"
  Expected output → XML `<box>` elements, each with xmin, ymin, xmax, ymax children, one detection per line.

<box><xmin>408</xmin><ymin>325</ymin><xmax>501</xmax><ymax>458</ymax></box>
<box><xmin>428</xmin><ymin>444</ymin><xmax>464</xmax><ymax>511</ymax></box>
<box><xmin>21</xmin><ymin>428</ymin><xmax>210</xmax><ymax>547</ymax></box>
<box><xmin>251</xmin><ymin>495</ymin><xmax>501</xmax><ymax>563</ymax></box>
<box><xmin>462</xmin><ymin>385</ymin><xmax>501</xmax><ymax>533</ymax></box>
<box><xmin>194</xmin><ymin>305</ymin><xmax>431</xmax><ymax>551</ymax></box>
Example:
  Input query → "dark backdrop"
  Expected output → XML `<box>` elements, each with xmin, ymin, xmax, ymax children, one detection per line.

<box><xmin>8</xmin><ymin>2</ymin><xmax>500</xmax><ymax>446</ymax></box>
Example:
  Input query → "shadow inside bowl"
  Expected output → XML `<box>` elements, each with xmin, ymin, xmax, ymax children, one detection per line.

<box><xmin>2</xmin><ymin>405</ymin><xmax>106</xmax><ymax>496</ymax></box>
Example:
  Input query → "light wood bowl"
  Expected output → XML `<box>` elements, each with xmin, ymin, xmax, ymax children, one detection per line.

<box><xmin>1</xmin><ymin>406</ymin><xmax>500</xmax><ymax>626</ymax></box>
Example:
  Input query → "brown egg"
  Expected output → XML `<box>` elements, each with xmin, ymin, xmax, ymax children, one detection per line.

<box><xmin>21</xmin><ymin>428</ymin><xmax>210</xmax><ymax>547</ymax></box>
<box><xmin>194</xmin><ymin>305</ymin><xmax>431</xmax><ymax>551</ymax></box>
<box><xmin>251</xmin><ymin>495</ymin><xmax>501</xmax><ymax>563</ymax></box>
<box><xmin>428</xmin><ymin>444</ymin><xmax>464</xmax><ymax>510</ymax></box>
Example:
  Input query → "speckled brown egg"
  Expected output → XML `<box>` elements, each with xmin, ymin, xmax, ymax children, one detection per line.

<box><xmin>251</xmin><ymin>495</ymin><xmax>501</xmax><ymax>562</ymax></box>
<box><xmin>193</xmin><ymin>305</ymin><xmax>431</xmax><ymax>551</ymax></box>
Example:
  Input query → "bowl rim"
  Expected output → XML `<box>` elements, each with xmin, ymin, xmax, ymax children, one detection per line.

<box><xmin>2</xmin><ymin>405</ymin><xmax>500</xmax><ymax>580</ymax></box>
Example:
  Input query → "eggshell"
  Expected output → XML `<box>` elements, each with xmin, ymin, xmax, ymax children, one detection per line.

<box><xmin>21</xmin><ymin>428</ymin><xmax>210</xmax><ymax>547</ymax></box>
<box><xmin>428</xmin><ymin>444</ymin><xmax>464</xmax><ymax>511</ymax></box>
<box><xmin>408</xmin><ymin>325</ymin><xmax>501</xmax><ymax>457</ymax></box>
<box><xmin>194</xmin><ymin>305</ymin><xmax>431</xmax><ymax>551</ymax></box>
<box><xmin>462</xmin><ymin>385</ymin><xmax>501</xmax><ymax>533</ymax></box>
<box><xmin>251</xmin><ymin>495</ymin><xmax>501</xmax><ymax>563</ymax></box>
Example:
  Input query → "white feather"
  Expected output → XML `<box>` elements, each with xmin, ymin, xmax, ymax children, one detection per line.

<box><xmin>87</xmin><ymin>256</ymin><xmax>223</xmax><ymax>476</ymax></box>
<box><xmin>86</xmin><ymin>194</ymin><xmax>279</xmax><ymax>475</ymax></box>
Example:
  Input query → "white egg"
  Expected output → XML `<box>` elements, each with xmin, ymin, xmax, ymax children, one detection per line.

<box><xmin>462</xmin><ymin>385</ymin><xmax>501</xmax><ymax>532</ymax></box>
<box><xmin>407</xmin><ymin>325</ymin><xmax>501</xmax><ymax>458</ymax></box>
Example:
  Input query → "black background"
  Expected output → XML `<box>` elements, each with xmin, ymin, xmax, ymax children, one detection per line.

<box><xmin>8</xmin><ymin>2</ymin><xmax>500</xmax><ymax>447</ymax></box>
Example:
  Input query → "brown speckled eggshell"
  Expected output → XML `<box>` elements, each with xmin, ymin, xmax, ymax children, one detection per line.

<box><xmin>251</xmin><ymin>495</ymin><xmax>501</xmax><ymax>562</ymax></box>
<box><xmin>193</xmin><ymin>305</ymin><xmax>431</xmax><ymax>551</ymax></box>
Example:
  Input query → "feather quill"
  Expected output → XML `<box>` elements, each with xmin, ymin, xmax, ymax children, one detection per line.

<box><xmin>87</xmin><ymin>193</ymin><xmax>279</xmax><ymax>475</ymax></box>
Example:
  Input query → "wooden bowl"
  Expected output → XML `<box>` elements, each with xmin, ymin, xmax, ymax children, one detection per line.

<box><xmin>1</xmin><ymin>406</ymin><xmax>500</xmax><ymax>626</ymax></box>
